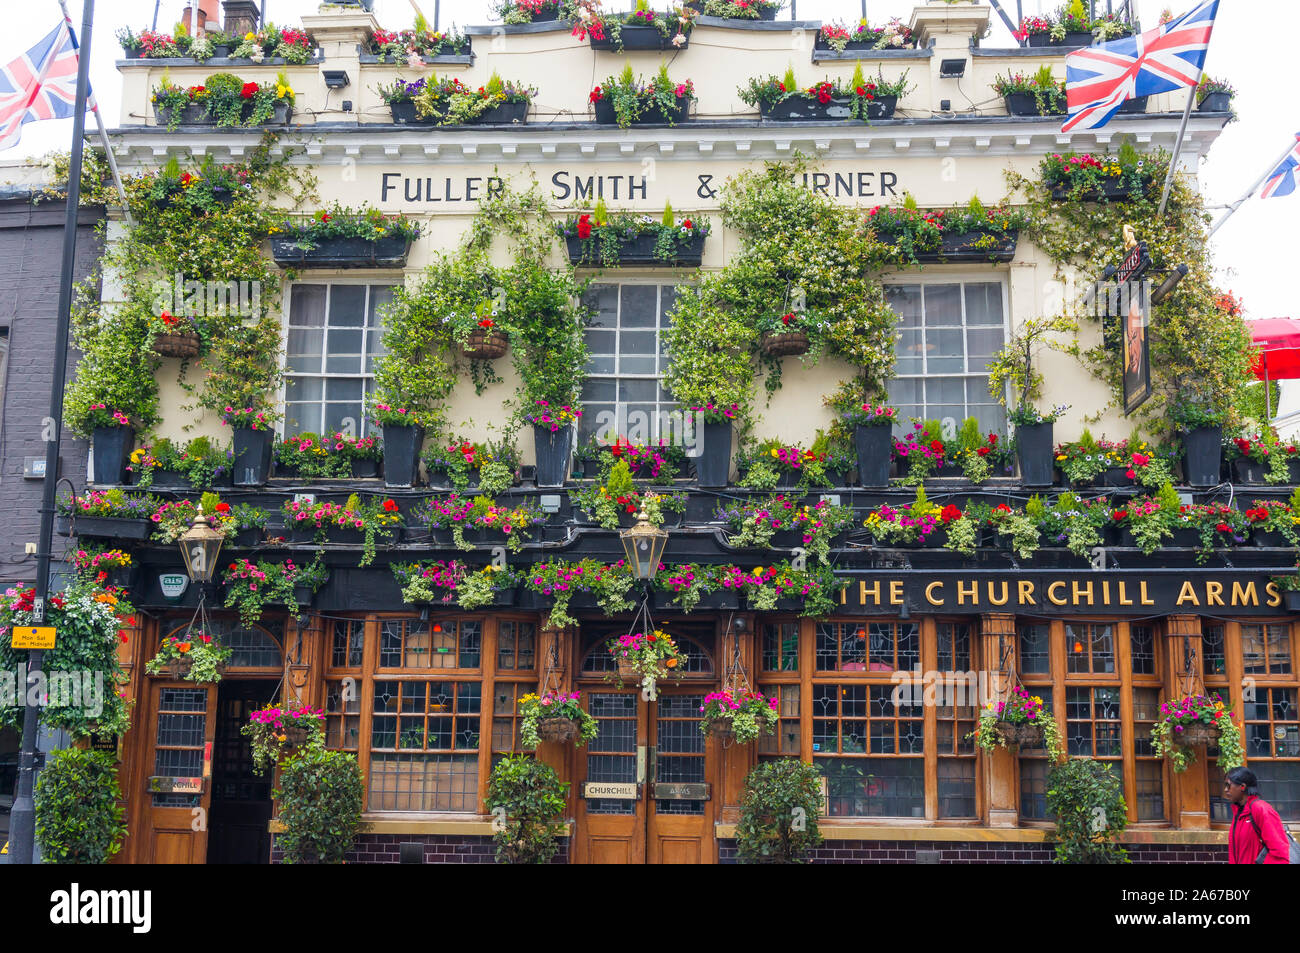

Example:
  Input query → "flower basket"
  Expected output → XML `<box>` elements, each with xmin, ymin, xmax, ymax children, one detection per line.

<box><xmin>564</xmin><ymin>230</ymin><xmax>706</xmax><ymax>267</ymax></box>
<box><xmin>1003</xmin><ymin>92</ymin><xmax>1065</xmax><ymax>117</ymax></box>
<box><xmin>1173</xmin><ymin>722</ymin><xmax>1218</xmax><ymax>747</ymax></box>
<box><xmin>1286</xmin><ymin>590</ymin><xmax>1300</xmax><ymax>613</ymax></box>
<box><xmin>617</xmin><ymin>656</ymin><xmax>639</xmax><ymax>680</ymax></box>
<box><xmin>163</xmin><ymin>658</ymin><xmax>192</xmax><ymax>679</ymax></box>
<box><xmin>151</xmin><ymin>330</ymin><xmax>201</xmax><ymax>359</ymax></box>
<box><xmin>994</xmin><ymin>721</ymin><xmax>1044</xmax><ymax>747</ymax></box>
<box><xmin>759</xmin><ymin>330</ymin><xmax>810</xmax><ymax>357</ymax></box>
<box><xmin>537</xmin><ymin>717</ymin><xmax>580</xmax><ymax>743</ymax></box>
<box><xmin>91</xmin><ymin>426</ymin><xmax>135</xmax><ymax>486</ymax></box>
<box><xmin>592</xmin><ymin>97</ymin><xmax>691</xmax><ymax>126</ymax></box>
<box><xmin>270</xmin><ymin>235</ymin><xmax>413</xmax><ymax>269</ymax></box>
<box><xmin>1198</xmin><ymin>91</ymin><xmax>1232</xmax><ymax>112</ymax></box>
<box><xmin>706</xmin><ymin>719</ymin><xmax>735</xmax><ymax>744</ymax></box>
<box><xmin>590</xmin><ymin>26</ymin><xmax>688</xmax><ymax>51</ymax></box>
<box><xmin>282</xmin><ymin>724</ymin><xmax>311</xmax><ymax>747</ymax></box>
<box><xmin>459</xmin><ymin>329</ymin><xmax>508</xmax><ymax>359</ymax></box>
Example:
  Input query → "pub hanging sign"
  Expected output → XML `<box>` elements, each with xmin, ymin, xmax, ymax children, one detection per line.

<box><xmin>833</xmin><ymin>572</ymin><xmax>1285</xmax><ymax>617</ymax></box>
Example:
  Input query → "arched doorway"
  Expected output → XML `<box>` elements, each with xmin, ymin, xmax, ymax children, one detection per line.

<box><xmin>570</xmin><ymin>623</ymin><xmax>719</xmax><ymax>864</ymax></box>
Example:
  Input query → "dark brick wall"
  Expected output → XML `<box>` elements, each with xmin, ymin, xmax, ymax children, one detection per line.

<box><xmin>0</xmin><ymin>197</ymin><xmax>101</xmax><ymax>587</ymax></box>
<box><xmin>271</xmin><ymin>833</ymin><xmax>569</xmax><ymax>864</ymax></box>
<box><xmin>717</xmin><ymin>839</ymin><xmax>1228</xmax><ymax>863</ymax></box>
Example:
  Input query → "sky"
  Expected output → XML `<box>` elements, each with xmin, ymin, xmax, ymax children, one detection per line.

<box><xmin>2</xmin><ymin>0</ymin><xmax>1294</xmax><ymax>324</ymax></box>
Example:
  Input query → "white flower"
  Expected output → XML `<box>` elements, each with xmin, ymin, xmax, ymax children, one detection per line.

<box><xmin>672</xmin><ymin>32</ymin><xmax>686</xmax><ymax>47</ymax></box>
<box><xmin>249</xmin><ymin>47</ymin><xmax>265</xmax><ymax>63</ymax></box>
<box><xmin>407</xmin><ymin>51</ymin><xmax>423</xmax><ymax>68</ymax></box>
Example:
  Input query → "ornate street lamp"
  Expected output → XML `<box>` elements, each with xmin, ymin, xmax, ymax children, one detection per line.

<box><xmin>179</xmin><ymin>507</ymin><xmax>224</xmax><ymax>584</ymax></box>
<box><xmin>619</xmin><ymin>497</ymin><xmax>668</xmax><ymax>581</ymax></box>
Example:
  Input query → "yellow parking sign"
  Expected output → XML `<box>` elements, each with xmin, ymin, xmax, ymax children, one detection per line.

<box><xmin>11</xmin><ymin>626</ymin><xmax>56</xmax><ymax>649</ymax></box>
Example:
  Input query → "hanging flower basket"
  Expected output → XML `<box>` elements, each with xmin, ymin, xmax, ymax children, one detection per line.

<box><xmin>1173</xmin><ymin>722</ymin><xmax>1219</xmax><ymax>747</ymax></box>
<box><xmin>459</xmin><ymin>329</ymin><xmax>508</xmax><ymax>359</ymax></box>
<box><xmin>537</xmin><ymin>717</ymin><xmax>580</xmax><ymax>743</ymax></box>
<box><xmin>705</xmin><ymin>719</ymin><xmax>735</xmax><ymax>744</ymax></box>
<box><xmin>994</xmin><ymin>721</ymin><xmax>1044</xmax><ymax>747</ymax></box>
<box><xmin>163</xmin><ymin>657</ymin><xmax>192</xmax><ymax>679</ymax></box>
<box><xmin>152</xmin><ymin>331</ymin><xmax>201</xmax><ymax>359</ymax></box>
<box><xmin>617</xmin><ymin>656</ymin><xmax>639</xmax><ymax>680</ymax></box>
<box><xmin>759</xmin><ymin>331</ymin><xmax>810</xmax><ymax>357</ymax></box>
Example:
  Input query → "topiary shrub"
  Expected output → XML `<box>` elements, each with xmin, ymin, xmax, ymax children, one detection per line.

<box><xmin>273</xmin><ymin>737</ymin><xmax>365</xmax><ymax>864</ymax></box>
<box><xmin>1046</xmin><ymin>757</ymin><xmax>1130</xmax><ymax>864</ymax></box>
<box><xmin>485</xmin><ymin>754</ymin><xmax>569</xmax><ymax>864</ymax></box>
<box><xmin>35</xmin><ymin>748</ymin><xmax>128</xmax><ymax>864</ymax></box>
<box><xmin>736</xmin><ymin>758</ymin><xmax>824</xmax><ymax>863</ymax></box>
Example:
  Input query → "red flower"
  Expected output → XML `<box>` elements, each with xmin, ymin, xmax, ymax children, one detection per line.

<box><xmin>988</xmin><ymin>434</ymin><xmax>998</xmax><ymax>445</ymax></box>
<box><xmin>1125</xmin><ymin>468</ymin><xmax>1136</xmax><ymax>479</ymax></box>
<box><xmin>976</xmin><ymin>447</ymin><xmax>990</xmax><ymax>457</ymax></box>
<box><xmin>682</xmin><ymin>218</ymin><xmax>693</xmax><ymax>230</ymax></box>
<box><xmin>781</xmin><ymin>312</ymin><xmax>795</xmax><ymax>326</ymax></box>
<box><xmin>577</xmin><ymin>214</ymin><xmax>592</xmax><ymax>240</ymax></box>
<box><xmin>200</xmin><ymin>634</ymin><xmax>212</xmax><ymax>644</ymax></box>
<box><xmin>240</xmin><ymin>81</ymin><xmax>259</xmax><ymax>99</ymax></box>
<box><xmin>589</xmin><ymin>85</ymin><xmax>603</xmax><ymax>103</ymax></box>
<box><xmin>995</xmin><ymin>503</ymin><xmax>1011</xmax><ymax>513</ymax></box>
<box><xmin>478</xmin><ymin>317</ymin><xmax>493</xmax><ymax>329</ymax></box>
<box><xmin>1112</xmin><ymin>509</ymin><xmax>1128</xmax><ymax>521</ymax></box>
<box><xmin>320</xmin><ymin>212</ymin><xmax>332</xmax><ymax>222</ymax></box>
<box><xmin>383</xmin><ymin>499</ymin><xmax>399</xmax><ymax>512</ymax></box>
<box><xmin>939</xmin><ymin>504</ymin><xmax>962</xmax><ymax>523</ymax></box>
<box><xmin>1216</xmin><ymin>522</ymin><xmax>1231</xmax><ymax>532</ymax></box>
<box><xmin>1131</xmin><ymin>452</ymin><xmax>1150</xmax><ymax>467</ymax></box>
<box><xmin>160</xmin><ymin>309</ymin><xmax>177</xmax><ymax>326</ymax></box>
<box><xmin>929</xmin><ymin>439</ymin><xmax>944</xmax><ymax>454</ymax></box>
<box><xmin>215</xmin><ymin>502</ymin><xmax>231</xmax><ymax>513</ymax></box>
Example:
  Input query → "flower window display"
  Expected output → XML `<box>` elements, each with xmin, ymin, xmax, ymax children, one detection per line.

<box><xmin>699</xmin><ymin>689</ymin><xmax>779</xmax><ymax>744</ymax></box>
<box><xmin>1149</xmin><ymin>693</ymin><xmax>1244</xmax><ymax>773</ymax></box>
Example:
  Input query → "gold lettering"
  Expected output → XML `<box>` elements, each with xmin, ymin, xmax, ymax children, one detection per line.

<box><xmin>957</xmin><ymin>580</ymin><xmax>978</xmax><ymax>605</ymax></box>
<box><xmin>1018</xmin><ymin>579</ymin><xmax>1036</xmax><ymax>605</ymax></box>
<box><xmin>925</xmin><ymin>581</ymin><xmax>945</xmax><ymax>606</ymax></box>
<box><xmin>987</xmin><ymin>581</ymin><xmax>1009</xmax><ymax>606</ymax></box>
<box><xmin>861</xmin><ymin>579</ymin><xmax>881</xmax><ymax>607</ymax></box>
<box><xmin>1176</xmin><ymin>581</ymin><xmax>1200</xmax><ymax>606</ymax></box>
<box><xmin>1206</xmin><ymin>580</ymin><xmax>1225</xmax><ymax>607</ymax></box>
<box><xmin>1140</xmin><ymin>580</ymin><xmax>1155</xmax><ymax>606</ymax></box>
<box><xmin>1266</xmin><ymin>581</ymin><xmax>1283</xmax><ymax>608</ymax></box>
<box><xmin>890</xmin><ymin>580</ymin><xmax>905</xmax><ymax>606</ymax></box>
<box><xmin>1232</xmin><ymin>581</ymin><xmax>1259</xmax><ymax>607</ymax></box>
<box><xmin>1101</xmin><ymin>580</ymin><xmax>1110</xmax><ymax>604</ymax></box>
<box><xmin>1048</xmin><ymin>581</ymin><xmax>1068</xmax><ymax>606</ymax></box>
<box><xmin>1072</xmin><ymin>580</ymin><xmax>1094</xmax><ymax>606</ymax></box>
<box><xmin>1118</xmin><ymin>580</ymin><xmax>1133</xmax><ymax>606</ymax></box>
<box><xmin>840</xmin><ymin>586</ymin><xmax>847</xmax><ymax>605</ymax></box>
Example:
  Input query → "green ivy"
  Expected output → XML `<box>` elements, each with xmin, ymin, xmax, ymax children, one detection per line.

<box><xmin>736</xmin><ymin>759</ymin><xmax>824</xmax><ymax>864</ymax></box>
<box><xmin>35</xmin><ymin>748</ymin><xmax>128</xmax><ymax>864</ymax></box>
<box><xmin>273</xmin><ymin>734</ymin><xmax>366</xmax><ymax>864</ymax></box>
<box><xmin>485</xmin><ymin>754</ymin><xmax>569</xmax><ymax>864</ymax></box>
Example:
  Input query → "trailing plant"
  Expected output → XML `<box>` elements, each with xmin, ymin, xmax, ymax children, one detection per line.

<box><xmin>1040</xmin><ymin>148</ymin><xmax>1152</xmax><ymax>200</ymax></box>
<box><xmin>818</xmin><ymin>17</ymin><xmax>913</xmax><ymax>50</ymax></box>
<box><xmin>221</xmin><ymin>557</ymin><xmax>314</xmax><ymax>625</ymax></box>
<box><xmin>1149</xmin><ymin>692</ymin><xmax>1244</xmax><ymax>773</ymax></box>
<box><xmin>652</xmin><ymin>562</ymin><xmax>740</xmax><ymax>612</ymax></box>
<box><xmin>145</xmin><ymin>629</ymin><xmax>232</xmax><ymax>683</ymax></box>
<box><xmin>986</xmin><ymin>501</ymin><xmax>1042</xmax><ymax>558</ymax></box>
<box><xmin>892</xmin><ymin>419</ymin><xmax>947</xmax><ymax>484</ymax></box>
<box><xmin>993</xmin><ymin>66</ymin><xmax>1066</xmax><ymax>114</ymax></box>
<box><xmin>867</xmin><ymin>194</ymin><xmax>1031</xmax><ymax>267</ymax></box>
<box><xmin>607</xmin><ymin>629</ymin><xmax>684</xmax><ymax>695</ymax></box>
<box><xmin>57</xmin><ymin>488</ymin><xmax>159</xmax><ymax>521</ymax></box>
<box><xmin>243</xmin><ymin>703</ymin><xmax>326</xmax><ymax>775</ymax></box>
<box><xmin>34</xmin><ymin>748</ymin><xmax>128</xmax><ymax>864</ymax></box>
<box><xmin>273</xmin><ymin>432</ymin><xmax>352</xmax><ymax>478</ymax></box>
<box><xmin>971</xmin><ymin>685</ymin><xmax>1063</xmax><ymax>758</ymax></box>
<box><xmin>559</xmin><ymin>197</ymin><xmax>708</xmax><ymax>266</ymax></box>
<box><xmin>591</xmin><ymin>63</ymin><xmax>695</xmax><ymax>128</ymax></box>
<box><xmin>518</xmin><ymin>690</ymin><xmax>599</xmax><ymax>748</ymax></box>
<box><xmin>736</xmin><ymin>759</ymin><xmax>824</xmax><ymax>863</ymax></box>
<box><xmin>129</xmin><ymin>436</ymin><xmax>231</xmax><ymax>489</ymax></box>
<box><xmin>275</xmin><ymin>202</ymin><xmax>422</xmax><ymax>251</ymax></box>
<box><xmin>737</xmin><ymin>561</ymin><xmax>843</xmax><ymax>616</ymax></box>
<box><xmin>485</xmin><ymin>755</ymin><xmax>568</xmax><ymax>865</ymax></box>
<box><xmin>525</xmin><ymin>559</ymin><xmax>636</xmax><ymax>629</ymax></box>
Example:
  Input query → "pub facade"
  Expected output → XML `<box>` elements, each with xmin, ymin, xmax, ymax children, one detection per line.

<box><xmin>77</xmin><ymin>2</ymin><xmax>1280</xmax><ymax>864</ymax></box>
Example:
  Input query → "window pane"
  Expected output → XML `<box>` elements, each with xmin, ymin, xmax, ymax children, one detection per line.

<box><xmin>620</xmin><ymin>285</ymin><xmax>656</xmax><ymax>327</ymax></box>
<box><xmin>964</xmin><ymin>283</ymin><xmax>1003</xmax><ymax>325</ymax></box>
<box><xmin>923</xmin><ymin>284</ymin><xmax>962</xmax><ymax>325</ymax></box>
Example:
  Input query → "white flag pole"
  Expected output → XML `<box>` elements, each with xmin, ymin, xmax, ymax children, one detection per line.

<box><xmin>1155</xmin><ymin>69</ymin><xmax>1203</xmax><ymax>217</ymax></box>
<box><xmin>58</xmin><ymin>0</ymin><xmax>133</xmax><ymax>226</ymax></box>
<box><xmin>1209</xmin><ymin>137</ymin><xmax>1300</xmax><ymax>237</ymax></box>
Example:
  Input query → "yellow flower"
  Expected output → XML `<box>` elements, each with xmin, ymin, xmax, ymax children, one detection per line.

<box><xmin>769</xmin><ymin>449</ymin><xmax>778</xmax><ymax>458</ymax></box>
<box><xmin>753</xmin><ymin>566</ymin><xmax>764</xmax><ymax>577</ymax></box>
<box><xmin>130</xmin><ymin>449</ymin><xmax>144</xmax><ymax>463</ymax></box>
<box><xmin>245</xmin><ymin>32</ymin><xmax>257</xmax><ymax>41</ymax></box>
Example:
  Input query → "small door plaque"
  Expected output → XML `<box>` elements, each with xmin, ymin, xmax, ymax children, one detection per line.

<box><xmin>583</xmin><ymin>781</ymin><xmax>638</xmax><ymax>799</ymax></box>
<box><xmin>652</xmin><ymin>782</ymin><xmax>709</xmax><ymax>800</ymax></box>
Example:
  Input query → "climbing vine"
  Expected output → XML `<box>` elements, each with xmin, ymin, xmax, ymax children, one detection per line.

<box><xmin>1006</xmin><ymin>147</ymin><xmax>1256</xmax><ymax>434</ymax></box>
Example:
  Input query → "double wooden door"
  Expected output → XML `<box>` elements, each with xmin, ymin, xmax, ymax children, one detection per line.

<box><xmin>571</xmin><ymin>688</ymin><xmax>717</xmax><ymax>864</ymax></box>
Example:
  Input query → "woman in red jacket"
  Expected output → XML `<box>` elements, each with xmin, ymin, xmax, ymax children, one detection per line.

<box><xmin>1226</xmin><ymin>767</ymin><xmax>1292</xmax><ymax>863</ymax></box>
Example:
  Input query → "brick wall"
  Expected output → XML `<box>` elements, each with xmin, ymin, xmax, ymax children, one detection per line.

<box><xmin>717</xmin><ymin>839</ymin><xmax>1228</xmax><ymax>863</ymax></box>
<box><xmin>0</xmin><ymin>195</ymin><xmax>101</xmax><ymax>587</ymax></box>
<box><xmin>271</xmin><ymin>833</ymin><xmax>569</xmax><ymax>864</ymax></box>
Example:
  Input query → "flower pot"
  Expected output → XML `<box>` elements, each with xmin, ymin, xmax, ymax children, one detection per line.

<box><xmin>537</xmin><ymin>717</ymin><xmax>579</xmax><ymax>743</ymax></box>
<box><xmin>91</xmin><ymin>426</ymin><xmax>134</xmax><ymax>486</ymax></box>
<box><xmin>254</xmin><ymin>102</ymin><xmax>293</xmax><ymax>126</ymax></box>
<box><xmin>1117</xmin><ymin>95</ymin><xmax>1149</xmax><ymax>114</ymax></box>
<box><xmin>533</xmin><ymin>424</ymin><xmax>572</xmax><ymax>488</ymax></box>
<box><xmin>1286</xmin><ymin>591</ymin><xmax>1300</xmax><ymax>613</ymax></box>
<box><xmin>1101</xmin><ymin>466</ymin><xmax>1132</xmax><ymax>488</ymax></box>
<box><xmin>1173</xmin><ymin>722</ymin><xmax>1218</xmax><ymax>747</ymax></box>
<box><xmin>1169</xmin><ymin>528</ymin><xmax>1201</xmax><ymax>548</ymax></box>
<box><xmin>152</xmin><ymin>330</ymin><xmax>201</xmax><ymax>359</ymax></box>
<box><xmin>867</xmin><ymin>96</ymin><xmax>899</xmax><ymax>120</ymax></box>
<box><xmin>1289</xmin><ymin>457</ymin><xmax>1300</xmax><ymax>484</ymax></box>
<box><xmin>383</xmin><ymin>424</ymin><xmax>425</xmax><ymax>488</ymax></box>
<box><xmin>230</xmin><ymin>527</ymin><xmax>263</xmax><ymax>547</ymax></box>
<box><xmin>696</xmin><ymin>421</ymin><xmax>732</xmax><ymax>487</ymax></box>
<box><xmin>270</xmin><ymin>235</ymin><xmax>412</xmax><ymax>269</ymax></box>
<box><xmin>590</xmin><ymin>25</ymin><xmax>687</xmax><ymax>51</ymax></box>
<box><xmin>55</xmin><ymin>515</ymin><xmax>152</xmax><ymax>540</ymax></box>
<box><xmin>1182</xmin><ymin>426</ymin><xmax>1223</xmax><ymax>487</ymax></box>
<box><xmin>231</xmin><ymin>427</ymin><xmax>273</xmax><ymax>487</ymax></box>
<box><xmin>1058</xmin><ymin>31</ymin><xmax>1094</xmax><ymax>46</ymax></box>
<box><xmin>1015</xmin><ymin>422</ymin><xmax>1054</xmax><ymax>486</ymax></box>
<box><xmin>759</xmin><ymin>330</ymin><xmax>810</xmax><ymax>357</ymax></box>
<box><xmin>459</xmin><ymin>329</ymin><xmax>508</xmax><ymax>359</ymax></box>
<box><xmin>1231</xmin><ymin>459</ymin><xmax>1268</xmax><ymax>484</ymax></box>
<box><xmin>351</xmin><ymin>458</ymin><xmax>380</xmax><ymax>479</ymax></box>
<box><xmin>1198</xmin><ymin>91</ymin><xmax>1232</xmax><ymax>112</ymax></box>
<box><xmin>938</xmin><ymin>229</ymin><xmax>1019</xmax><ymax>262</ymax></box>
<box><xmin>123</xmin><ymin>45</ymin><xmax>145</xmax><ymax>58</ymax></box>
<box><xmin>154</xmin><ymin>102</ymin><xmax>209</xmax><ymax>126</ymax></box>
<box><xmin>1003</xmin><ymin>92</ymin><xmax>1065</xmax><ymax>117</ymax></box>
<box><xmin>162</xmin><ymin>658</ymin><xmax>193</xmax><ymax>679</ymax></box>
<box><xmin>616</xmin><ymin>656</ymin><xmax>640</xmax><ymax>680</ymax></box>
<box><xmin>758</xmin><ymin>95</ymin><xmax>862</xmax><ymax>122</ymax></box>
<box><xmin>706</xmin><ymin>720</ymin><xmax>735</xmax><ymax>744</ymax></box>
<box><xmin>592</xmin><ymin>96</ymin><xmax>691</xmax><ymax>126</ymax></box>
<box><xmin>472</xmin><ymin>100</ymin><xmax>529</xmax><ymax>125</ymax></box>
<box><xmin>149</xmin><ymin>468</ymin><xmax>188</xmax><ymax>487</ymax></box>
<box><xmin>994</xmin><ymin>721</ymin><xmax>1043</xmax><ymax>747</ymax></box>
<box><xmin>1048</xmin><ymin>175</ymin><xmax>1153</xmax><ymax>202</ymax></box>
<box><xmin>211</xmin><ymin>44</ymin><xmax>232</xmax><ymax>58</ymax></box>
<box><xmin>1023</xmin><ymin>33</ymin><xmax>1053</xmax><ymax>47</ymax></box>
<box><xmin>564</xmin><ymin>230</ymin><xmax>706</xmax><ymax>267</ymax></box>
<box><xmin>388</xmin><ymin>100</ymin><xmax>435</xmax><ymax>124</ymax></box>
<box><xmin>292</xmin><ymin>583</ymin><xmax>315</xmax><ymax>608</ymax></box>
<box><xmin>105</xmin><ymin>564</ymin><xmax>142</xmax><ymax>592</ymax></box>
<box><xmin>854</xmin><ymin>424</ymin><xmax>892</xmax><ymax>487</ymax></box>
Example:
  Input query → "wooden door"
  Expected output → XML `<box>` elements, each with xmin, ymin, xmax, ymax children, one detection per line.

<box><xmin>573</xmin><ymin>690</ymin><xmax>646</xmax><ymax>864</ymax></box>
<box><xmin>206</xmin><ymin>680</ymin><xmax>278</xmax><ymax>864</ymax></box>
<box><xmin>571</xmin><ymin>688</ymin><xmax>717</xmax><ymax>864</ymax></box>
<box><xmin>141</xmin><ymin>683</ymin><xmax>217</xmax><ymax>864</ymax></box>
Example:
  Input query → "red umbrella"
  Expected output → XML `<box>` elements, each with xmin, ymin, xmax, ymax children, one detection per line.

<box><xmin>1250</xmin><ymin>319</ymin><xmax>1300</xmax><ymax>418</ymax></box>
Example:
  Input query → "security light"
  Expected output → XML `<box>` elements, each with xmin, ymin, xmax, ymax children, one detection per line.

<box><xmin>939</xmin><ymin>58</ymin><xmax>967</xmax><ymax>78</ymax></box>
<box><xmin>323</xmin><ymin>70</ymin><xmax>351</xmax><ymax>89</ymax></box>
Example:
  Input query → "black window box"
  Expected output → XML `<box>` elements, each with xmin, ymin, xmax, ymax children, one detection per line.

<box><xmin>564</xmin><ymin>231</ymin><xmax>705</xmax><ymax>267</ymax></box>
<box><xmin>759</xmin><ymin>95</ymin><xmax>897</xmax><ymax>121</ymax></box>
<box><xmin>1048</xmin><ymin>175</ymin><xmax>1152</xmax><ymax>202</ymax></box>
<box><xmin>590</xmin><ymin>26</ymin><xmax>688</xmax><ymax>51</ymax></box>
<box><xmin>1003</xmin><ymin>92</ymin><xmax>1066</xmax><ymax>117</ymax></box>
<box><xmin>592</xmin><ymin>97</ymin><xmax>690</xmax><ymax>126</ymax></box>
<box><xmin>270</xmin><ymin>235</ymin><xmax>413</xmax><ymax>268</ymax></box>
<box><xmin>1025</xmin><ymin>32</ymin><xmax>1094</xmax><ymax>47</ymax></box>
<box><xmin>652</xmin><ymin>589</ymin><xmax>741</xmax><ymax>612</ymax></box>
<box><xmin>55</xmin><ymin>515</ymin><xmax>152</xmax><ymax>540</ymax></box>
<box><xmin>388</xmin><ymin>100</ymin><xmax>529</xmax><ymax>125</ymax></box>
<box><xmin>876</xmin><ymin>229</ymin><xmax>1019</xmax><ymax>263</ymax></box>
<box><xmin>153</xmin><ymin>102</ymin><xmax>293</xmax><ymax>127</ymax></box>
<box><xmin>1198</xmin><ymin>91</ymin><xmax>1232</xmax><ymax>112</ymax></box>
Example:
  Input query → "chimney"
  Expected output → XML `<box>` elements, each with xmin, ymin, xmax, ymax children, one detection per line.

<box><xmin>223</xmin><ymin>1</ymin><xmax>261</xmax><ymax>37</ymax></box>
<box><xmin>181</xmin><ymin>3</ymin><xmax>193</xmax><ymax>34</ymax></box>
<box><xmin>199</xmin><ymin>0</ymin><xmax>220</xmax><ymax>31</ymax></box>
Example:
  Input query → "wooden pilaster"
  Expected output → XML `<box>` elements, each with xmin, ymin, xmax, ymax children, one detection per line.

<box><xmin>1166</xmin><ymin>615</ymin><xmax>1209</xmax><ymax>830</ymax></box>
<box><xmin>980</xmin><ymin>613</ymin><xmax>1018</xmax><ymax>828</ymax></box>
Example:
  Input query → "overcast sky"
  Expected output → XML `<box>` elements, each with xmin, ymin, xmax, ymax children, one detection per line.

<box><xmin>3</xmin><ymin>0</ymin><xmax>1293</xmax><ymax>321</ymax></box>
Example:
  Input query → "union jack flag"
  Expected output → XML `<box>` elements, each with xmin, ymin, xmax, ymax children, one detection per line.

<box><xmin>1261</xmin><ymin>133</ymin><xmax>1300</xmax><ymax>200</ymax></box>
<box><xmin>1062</xmin><ymin>0</ymin><xmax>1219</xmax><ymax>133</ymax></box>
<box><xmin>0</xmin><ymin>21</ymin><xmax>86</xmax><ymax>153</ymax></box>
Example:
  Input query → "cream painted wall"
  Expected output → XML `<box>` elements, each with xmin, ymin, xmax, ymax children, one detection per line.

<box><xmin>107</xmin><ymin>3</ymin><xmax>1225</xmax><ymax>458</ymax></box>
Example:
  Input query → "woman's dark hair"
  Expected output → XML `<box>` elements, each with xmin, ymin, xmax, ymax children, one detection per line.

<box><xmin>1226</xmin><ymin>766</ymin><xmax>1259</xmax><ymax>795</ymax></box>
